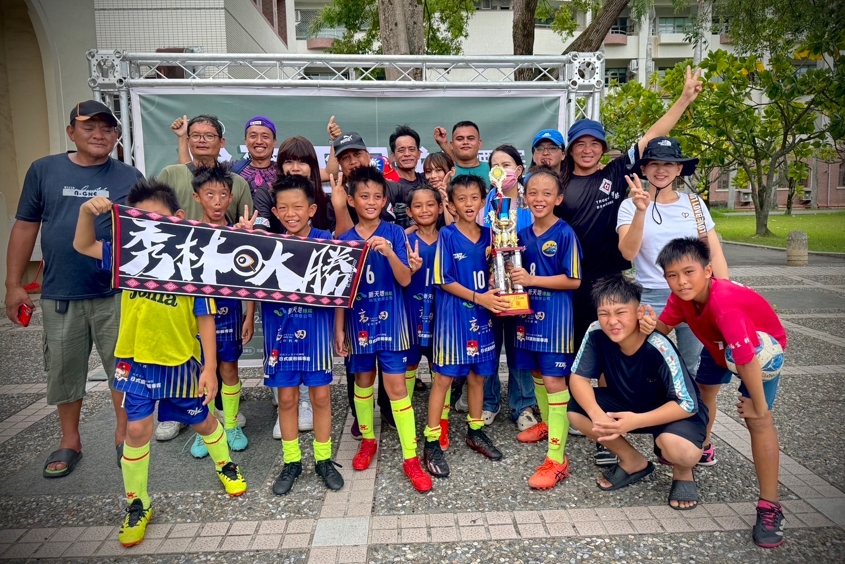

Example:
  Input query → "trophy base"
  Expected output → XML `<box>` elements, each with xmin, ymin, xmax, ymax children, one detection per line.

<box><xmin>495</xmin><ymin>292</ymin><xmax>533</xmax><ymax>317</ymax></box>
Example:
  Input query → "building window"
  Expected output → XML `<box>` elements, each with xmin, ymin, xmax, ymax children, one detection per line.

<box><xmin>604</xmin><ymin>67</ymin><xmax>628</xmax><ymax>86</ymax></box>
<box><xmin>838</xmin><ymin>163</ymin><xmax>845</xmax><ymax>187</ymax></box>
<box><xmin>712</xmin><ymin>17</ymin><xmax>729</xmax><ymax>34</ymax></box>
<box><xmin>717</xmin><ymin>171</ymin><xmax>730</xmax><ymax>191</ymax></box>
<box><xmin>658</xmin><ymin>17</ymin><xmax>690</xmax><ymax>34</ymax></box>
<box><xmin>475</xmin><ymin>0</ymin><xmax>512</xmax><ymax>10</ymax></box>
<box><xmin>609</xmin><ymin>17</ymin><xmax>631</xmax><ymax>34</ymax></box>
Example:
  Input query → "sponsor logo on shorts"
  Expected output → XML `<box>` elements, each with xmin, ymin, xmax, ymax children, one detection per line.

<box><xmin>187</xmin><ymin>406</ymin><xmax>203</xmax><ymax>416</ymax></box>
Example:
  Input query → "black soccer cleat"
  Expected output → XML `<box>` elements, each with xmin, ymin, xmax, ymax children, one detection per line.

<box><xmin>315</xmin><ymin>459</ymin><xmax>345</xmax><ymax>491</ymax></box>
<box><xmin>423</xmin><ymin>440</ymin><xmax>450</xmax><ymax>477</ymax></box>
<box><xmin>465</xmin><ymin>427</ymin><xmax>503</xmax><ymax>461</ymax></box>
<box><xmin>272</xmin><ymin>461</ymin><xmax>302</xmax><ymax>495</ymax></box>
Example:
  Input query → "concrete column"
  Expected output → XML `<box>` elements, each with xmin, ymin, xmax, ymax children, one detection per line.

<box><xmin>786</xmin><ymin>230</ymin><xmax>809</xmax><ymax>267</ymax></box>
<box><xmin>637</xmin><ymin>10</ymin><xmax>651</xmax><ymax>85</ymax></box>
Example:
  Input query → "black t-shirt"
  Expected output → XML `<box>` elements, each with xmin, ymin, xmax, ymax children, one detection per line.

<box><xmin>326</xmin><ymin>179</ymin><xmax>408</xmax><ymax>233</ymax></box>
<box><xmin>396</xmin><ymin>172</ymin><xmax>427</xmax><ymax>193</ymax></box>
<box><xmin>572</xmin><ymin>322</ymin><xmax>703</xmax><ymax>417</ymax></box>
<box><xmin>15</xmin><ymin>153</ymin><xmax>143</xmax><ymax>300</ymax></box>
<box><xmin>556</xmin><ymin>147</ymin><xmax>639</xmax><ymax>279</ymax></box>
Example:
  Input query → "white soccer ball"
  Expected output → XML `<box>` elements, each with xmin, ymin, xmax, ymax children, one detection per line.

<box><xmin>724</xmin><ymin>331</ymin><xmax>784</xmax><ymax>381</ymax></box>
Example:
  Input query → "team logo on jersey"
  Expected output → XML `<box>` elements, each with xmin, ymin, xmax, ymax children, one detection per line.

<box><xmin>466</xmin><ymin>340</ymin><xmax>479</xmax><ymax>356</ymax></box>
<box><xmin>114</xmin><ymin>362</ymin><xmax>130</xmax><ymax>382</ymax></box>
<box><xmin>358</xmin><ymin>310</ymin><xmax>369</xmax><ymax>323</ymax></box>
<box><xmin>682</xmin><ymin>212</ymin><xmax>689</xmax><ymax>218</ymax></box>
<box><xmin>599</xmin><ymin>178</ymin><xmax>612</xmax><ymax>195</ymax></box>
<box><xmin>378</xmin><ymin>311</ymin><xmax>389</xmax><ymax>320</ymax></box>
<box><xmin>453</xmin><ymin>252</ymin><xmax>467</xmax><ymax>261</ymax></box>
<box><xmin>488</xmin><ymin>319</ymin><xmax>493</xmax><ymax>327</ymax></box>
<box><xmin>218</xmin><ymin>306</ymin><xmax>229</xmax><ymax>315</ymax></box>
<box><xmin>417</xmin><ymin>325</ymin><xmax>423</xmax><ymax>337</ymax></box>
<box><xmin>295</xmin><ymin>330</ymin><xmax>307</xmax><ymax>339</ymax></box>
<box><xmin>535</xmin><ymin>311</ymin><xmax>545</xmax><ymax>321</ymax></box>
<box><xmin>542</xmin><ymin>241</ymin><xmax>557</xmax><ymax>257</ymax></box>
<box><xmin>358</xmin><ymin>330</ymin><xmax>369</xmax><ymax>346</ymax></box>
<box><xmin>516</xmin><ymin>326</ymin><xmax>525</xmax><ymax>341</ymax></box>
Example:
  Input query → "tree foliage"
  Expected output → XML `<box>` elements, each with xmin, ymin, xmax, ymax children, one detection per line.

<box><xmin>602</xmin><ymin>50</ymin><xmax>844</xmax><ymax>236</ymax></box>
<box><xmin>312</xmin><ymin>0</ymin><xmax>476</xmax><ymax>55</ymax></box>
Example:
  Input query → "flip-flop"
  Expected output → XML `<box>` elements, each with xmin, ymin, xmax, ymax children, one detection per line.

<box><xmin>668</xmin><ymin>479</ymin><xmax>699</xmax><ymax>510</ymax></box>
<box><xmin>597</xmin><ymin>461</ymin><xmax>655</xmax><ymax>491</ymax></box>
<box><xmin>43</xmin><ymin>448</ymin><xmax>83</xmax><ymax>479</ymax></box>
<box><xmin>116</xmin><ymin>442</ymin><xmax>124</xmax><ymax>469</ymax></box>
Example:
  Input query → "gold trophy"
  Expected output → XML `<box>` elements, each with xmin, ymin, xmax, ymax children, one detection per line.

<box><xmin>487</xmin><ymin>166</ymin><xmax>532</xmax><ymax>316</ymax></box>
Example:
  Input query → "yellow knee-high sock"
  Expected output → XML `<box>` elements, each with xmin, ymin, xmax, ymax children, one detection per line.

<box><xmin>121</xmin><ymin>442</ymin><xmax>151</xmax><ymax>509</ymax></box>
<box><xmin>467</xmin><ymin>413</ymin><xmax>484</xmax><ymax>431</ymax></box>
<box><xmin>282</xmin><ymin>438</ymin><xmax>302</xmax><ymax>464</ymax></box>
<box><xmin>405</xmin><ymin>368</ymin><xmax>417</xmax><ymax>401</ymax></box>
<box><xmin>391</xmin><ymin>396</ymin><xmax>418</xmax><ymax>459</ymax></box>
<box><xmin>353</xmin><ymin>383</ymin><xmax>376</xmax><ymax>439</ymax></box>
<box><xmin>423</xmin><ymin>424</ymin><xmax>441</xmax><ymax>442</ymax></box>
<box><xmin>202</xmin><ymin>419</ymin><xmax>232</xmax><ymax>470</ymax></box>
<box><xmin>546</xmin><ymin>390</ymin><xmax>570</xmax><ymax>463</ymax></box>
<box><xmin>534</xmin><ymin>376</ymin><xmax>548</xmax><ymax>422</ymax></box>
<box><xmin>313</xmin><ymin>439</ymin><xmax>332</xmax><ymax>462</ymax></box>
<box><xmin>221</xmin><ymin>381</ymin><xmax>242</xmax><ymax>429</ymax></box>
<box><xmin>441</xmin><ymin>379</ymin><xmax>452</xmax><ymax>420</ymax></box>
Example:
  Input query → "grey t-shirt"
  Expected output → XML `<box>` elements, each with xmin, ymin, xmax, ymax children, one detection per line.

<box><xmin>15</xmin><ymin>153</ymin><xmax>143</xmax><ymax>300</ymax></box>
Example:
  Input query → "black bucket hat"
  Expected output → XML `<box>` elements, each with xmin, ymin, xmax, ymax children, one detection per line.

<box><xmin>631</xmin><ymin>137</ymin><xmax>698</xmax><ymax>177</ymax></box>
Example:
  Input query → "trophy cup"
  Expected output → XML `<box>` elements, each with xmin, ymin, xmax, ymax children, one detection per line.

<box><xmin>487</xmin><ymin>166</ymin><xmax>532</xmax><ymax>316</ymax></box>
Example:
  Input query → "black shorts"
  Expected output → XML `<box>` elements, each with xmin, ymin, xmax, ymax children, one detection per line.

<box><xmin>569</xmin><ymin>388</ymin><xmax>707</xmax><ymax>448</ymax></box>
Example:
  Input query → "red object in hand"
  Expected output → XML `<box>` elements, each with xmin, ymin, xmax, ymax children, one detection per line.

<box><xmin>18</xmin><ymin>304</ymin><xmax>32</xmax><ymax>327</ymax></box>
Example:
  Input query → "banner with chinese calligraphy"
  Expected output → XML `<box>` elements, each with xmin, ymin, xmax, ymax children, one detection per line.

<box><xmin>111</xmin><ymin>205</ymin><xmax>368</xmax><ymax>307</ymax></box>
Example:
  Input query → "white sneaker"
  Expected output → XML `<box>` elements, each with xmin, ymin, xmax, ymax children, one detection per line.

<box><xmin>154</xmin><ymin>420</ymin><xmax>185</xmax><ymax>441</ymax></box>
<box><xmin>569</xmin><ymin>426</ymin><xmax>584</xmax><ymax>436</ymax></box>
<box><xmin>454</xmin><ymin>394</ymin><xmax>469</xmax><ymax>413</ymax></box>
<box><xmin>298</xmin><ymin>400</ymin><xmax>314</xmax><ymax>432</ymax></box>
<box><xmin>273</xmin><ymin>416</ymin><xmax>281</xmax><ymax>439</ymax></box>
<box><xmin>482</xmin><ymin>407</ymin><xmax>500</xmax><ymax>426</ymax></box>
<box><xmin>516</xmin><ymin>409</ymin><xmax>538</xmax><ymax>431</ymax></box>
<box><xmin>214</xmin><ymin>410</ymin><xmax>246</xmax><ymax>428</ymax></box>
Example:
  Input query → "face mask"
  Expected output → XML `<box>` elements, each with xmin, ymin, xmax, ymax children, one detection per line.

<box><xmin>502</xmin><ymin>169</ymin><xmax>519</xmax><ymax>192</ymax></box>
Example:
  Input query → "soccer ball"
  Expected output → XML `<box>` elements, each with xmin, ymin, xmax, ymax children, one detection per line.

<box><xmin>724</xmin><ymin>331</ymin><xmax>784</xmax><ymax>381</ymax></box>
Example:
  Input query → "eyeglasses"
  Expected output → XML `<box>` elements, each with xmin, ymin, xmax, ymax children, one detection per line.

<box><xmin>189</xmin><ymin>133</ymin><xmax>220</xmax><ymax>141</ymax></box>
<box><xmin>534</xmin><ymin>145</ymin><xmax>562</xmax><ymax>154</ymax></box>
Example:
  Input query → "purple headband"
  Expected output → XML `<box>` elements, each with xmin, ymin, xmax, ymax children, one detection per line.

<box><xmin>244</xmin><ymin>116</ymin><xmax>276</xmax><ymax>138</ymax></box>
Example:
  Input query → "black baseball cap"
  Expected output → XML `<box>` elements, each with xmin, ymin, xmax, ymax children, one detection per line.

<box><xmin>631</xmin><ymin>137</ymin><xmax>699</xmax><ymax>177</ymax></box>
<box><xmin>332</xmin><ymin>132</ymin><xmax>368</xmax><ymax>157</ymax></box>
<box><xmin>69</xmin><ymin>100</ymin><xmax>120</xmax><ymax>127</ymax></box>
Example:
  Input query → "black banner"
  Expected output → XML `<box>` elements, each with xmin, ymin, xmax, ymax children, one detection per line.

<box><xmin>111</xmin><ymin>205</ymin><xmax>368</xmax><ymax>307</ymax></box>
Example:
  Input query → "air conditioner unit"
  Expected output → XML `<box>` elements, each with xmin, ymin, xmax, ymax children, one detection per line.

<box><xmin>739</xmin><ymin>189</ymin><xmax>752</xmax><ymax>203</ymax></box>
<box><xmin>628</xmin><ymin>60</ymin><xmax>639</xmax><ymax>72</ymax></box>
<box><xmin>295</xmin><ymin>10</ymin><xmax>301</xmax><ymax>24</ymax></box>
<box><xmin>800</xmin><ymin>189</ymin><xmax>813</xmax><ymax>201</ymax></box>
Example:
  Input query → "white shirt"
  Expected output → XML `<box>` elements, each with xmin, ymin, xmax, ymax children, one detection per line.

<box><xmin>616</xmin><ymin>193</ymin><xmax>715</xmax><ymax>289</ymax></box>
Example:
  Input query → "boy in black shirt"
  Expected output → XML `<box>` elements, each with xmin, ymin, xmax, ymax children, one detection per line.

<box><xmin>568</xmin><ymin>274</ymin><xmax>707</xmax><ymax>510</ymax></box>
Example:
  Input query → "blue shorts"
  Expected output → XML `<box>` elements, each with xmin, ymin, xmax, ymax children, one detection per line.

<box><xmin>696</xmin><ymin>349</ymin><xmax>780</xmax><ymax>410</ymax></box>
<box><xmin>406</xmin><ymin>345</ymin><xmax>433</xmax><ymax>368</ymax></box>
<box><xmin>217</xmin><ymin>341</ymin><xmax>243</xmax><ymax>363</ymax></box>
<box><xmin>348</xmin><ymin>350</ymin><xmax>408</xmax><ymax>375</ymax></box>
<box><xmin>515</xmin><ymin>349</ymin><xmax>574</xmax><ymax>377</ymax></box>
<box><xmin>434</xmin><ymin>358</ymin><xmax>497</xmax><ymax>378</ymax></box>
<box><xmin>123</xmin><ymin>392</ymin><xmax>209</xmax><ymax>425</ymax></box>
<box><xmin>265</xmin><ymin>369</ymin><xmax>333</xmax><ymax>388</ymax></box>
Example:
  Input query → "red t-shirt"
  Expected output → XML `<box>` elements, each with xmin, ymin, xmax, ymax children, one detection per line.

<box><xmin>660</xmin><ymin>278</ymin><xmax>786</xmax><ymax>367</ymax></box>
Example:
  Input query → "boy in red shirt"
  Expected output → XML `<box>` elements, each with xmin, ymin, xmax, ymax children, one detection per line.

<box><xmin>642</xmin><ymin>237</ymin><xmax>786</xmax><ymax>548</ymax></box>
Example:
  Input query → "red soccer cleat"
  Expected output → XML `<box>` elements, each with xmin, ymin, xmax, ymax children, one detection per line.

<box><xmin>352</xmin><ymin>439</ymin><xmax>378</xmax><ymax>470</ymax></box>
<box><xmin>516</xmin><ymin>421</ymin><xmax>548</xmax><ymax>444</ymax></box>
<box><xmin>403</xmin><ymin>457</ymin><xmax>433</xmax><ymax>493</ymax></box>
<box><xmin>439</xmin><ymin>418</ymin><xmax>450</xmax><ymax>450</ymax></box>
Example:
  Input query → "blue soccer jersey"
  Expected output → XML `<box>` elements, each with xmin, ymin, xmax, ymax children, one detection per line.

<box><xmin>515</xmin><ymin>220</ymin><xmax>582</xmax><ymax>353</ymax></box>
<box><xmin>261</xmin><ymin>227</ymin><xmax>336</xmax><ymax>374</ymax></box>
<box><xmin>215</xmin><ymin>298</ymin><xmax>243</xmax><ymax>343</ymax></box>
<box><xmin>337</xmin><ymin>221</ymin><xmax>410</xmax><ymax>354</ymax></box>
<box><xmin>404</xmin><ymin>232</ymin><xmax>437</xmax><ymax>348</ymax></box>
<box><xmin>432</xmin><ymin>224</ymin><xmax>496</xmax><ymax>366</ymax></box>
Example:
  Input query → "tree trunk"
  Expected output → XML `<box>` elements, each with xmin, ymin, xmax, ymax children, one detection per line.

<box><xmin>563</xmin><ymin>0</ymin><xmax>630</xmax><ymax>53</ymax></box>
<box><xmin>785</xmin><ymin>179</ymin><xmax>795</xmax><ymax>216</ymax></box>
<box><xmin>513</xmin><ymin>0</ymin><xmax>539</xmax><ymax>81</ymax></box>
<box><xmin>379</xmin><ymin>0</ymin><xmax>424</xmax><ymax>80</ymax></box>
<box><xmin>754</xmin><ymin>184</ymin><xmax>775</xmax><ymax>236</ymax></box>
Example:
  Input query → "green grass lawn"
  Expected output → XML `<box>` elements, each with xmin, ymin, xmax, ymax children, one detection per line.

<box><xmin>710</xmin><ymin>210</ymin><xmax>845</xmax><ymax>252</ymax></box>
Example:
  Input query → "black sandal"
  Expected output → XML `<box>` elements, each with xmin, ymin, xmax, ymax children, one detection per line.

<box><xmin>668</xmin><ymin>479</ymin><xmax>699</xmax><ymax>510</ymax></box>
<box><xmin>597</xmin><ymin>461</ymin><xmax>654</xmax><ymax>491</ymax></box>
<box><xmin>43</xmin><ymin>448</ymin><xmax>83</xmax><ymax>479</ymax></box>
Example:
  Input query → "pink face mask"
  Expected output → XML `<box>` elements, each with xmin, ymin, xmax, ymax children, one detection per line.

<box><xmin>501</xmin><ymin>169</ymin><xmax>519</xmax><ymax>191</ymax></box>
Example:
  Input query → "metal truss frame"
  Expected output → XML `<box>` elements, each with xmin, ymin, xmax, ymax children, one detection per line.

<box><xmin>87</xmin><ymin>50</ymin><xmax>605</xmax><ymax>165</ymax></box>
